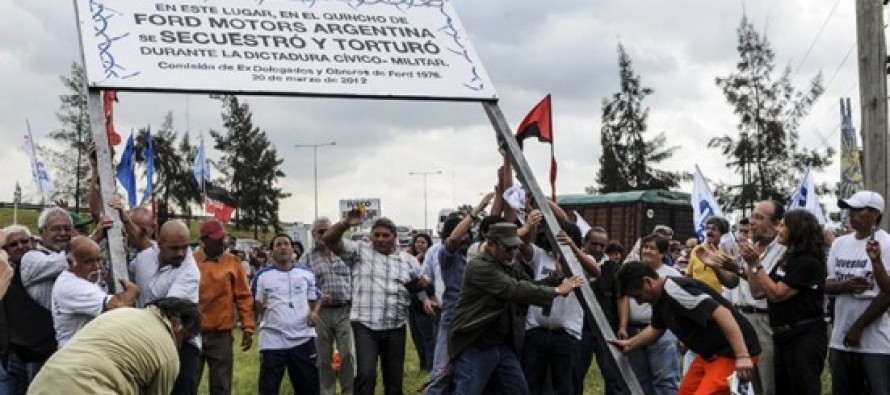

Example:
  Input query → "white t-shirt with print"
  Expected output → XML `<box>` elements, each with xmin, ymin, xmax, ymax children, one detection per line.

<box><xmin>51</xmin><ymin>270</ymin><xmax>110</xmax><ymax>348</ymax></box>
<box><xmin>524</xmin><ymin>246</ymin><xmax>584</xmax><ymax>340</ymax></box>
<box><xmin>827</xmin><ymin>230</ymin><xmax>890</xmax><ymax>353</ymax></box>
<box><xmin>255</xmin><ymin>265</ymin><xmax>319</xmax><ymax>350</ymax></box>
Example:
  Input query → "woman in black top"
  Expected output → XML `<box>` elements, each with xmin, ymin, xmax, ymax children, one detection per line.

<box><xmin>748</xmin><ymin>209</ymin><xmax>827</xmax><ymax>395</ymax></box>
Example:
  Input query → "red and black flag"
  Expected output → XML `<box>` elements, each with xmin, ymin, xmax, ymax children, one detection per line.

<box><xmin>205</xmin><ymin>184</ymin><xmax>237</xmax><ymax>224</ymax></box>
<box><xmin>515</xmin><ymin>94</ymin><xmax>557</xmax><ymax>200</ymax></box>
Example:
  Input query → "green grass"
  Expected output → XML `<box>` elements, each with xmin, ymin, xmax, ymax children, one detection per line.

<box><xmin>208</xmin><ymin>328</ymin><xmax>837</xmax><ymax>395</ymax></box>
<box><xmin>203</xmin><ymin>328</ymin><xmax>607</xmax><ymax>394</ymax></box>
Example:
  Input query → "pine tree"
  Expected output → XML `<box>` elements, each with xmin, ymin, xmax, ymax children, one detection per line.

<box><xmin>711</xmin><ymin>16</ymin><xmax>833</xmax><ymax>213</ymax></box>
<box><xmin>45</xmin><ymin>62</ymin><xmax>91</xmax><ymax>208</ymax></box>
<box><xmin>210</xmin><ymin>96</ymin><xmax>290</xmax><ymax>237</ymax></box>
<box><xmin>594</xmin><ymin>44</ymin><xmax>686</xmax><ymax>193</ymax></box>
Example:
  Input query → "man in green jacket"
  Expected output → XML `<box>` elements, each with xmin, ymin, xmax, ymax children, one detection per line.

<box><xmin>447</xmin><ymin>223</ymin><xmax>584</xmax><ymax>395</ymax></box>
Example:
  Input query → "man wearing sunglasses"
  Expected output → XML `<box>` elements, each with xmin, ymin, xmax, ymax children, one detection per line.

<box><xmin>0</xmin><ymin>225</ymin><xmax>35</xmax><ymax>394</ymax></box>
<box><xmin>4</xmin><ymin>208</ymin><xmax>75</xmax><ymax>389</ymax></box>
<box><xmin>446</xmin><ymin>222</ymin><xmax>585</xmax><ymax>394</ymax></box>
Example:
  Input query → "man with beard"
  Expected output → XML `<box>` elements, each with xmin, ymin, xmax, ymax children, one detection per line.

<box><xmin>447</xmin><ymin>222</ymin><xmax>584</xmax><ymax>394</ymax></box>
<box><xmin>322</xmin><ymin>213</ymin><xmax>427</xmax><ymax>395</ymax></box>
<box><xmin>195</xmin><ymin>220</ymin><xmax>255</xmax><ymax>395</ymax></box>
<box><xmin>51</xmin><ymin>236</ymin><xmax>140</xmax><ymax>347</ymax></box>
<box><xmin>425</xmin><ymin>193</ymin><xmax>493</xmax><ymax>395</ymax></box>
<box><xmin>130</xmin><ymin>220</ymin><xmax>201</xmax><ymax>395</ymax></box>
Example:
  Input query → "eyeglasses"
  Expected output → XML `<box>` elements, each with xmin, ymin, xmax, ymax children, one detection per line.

<box><xmin>3</xmin><ymin>239</ymin><xmax>31</xmax><ymax>249</ymax></box>
<box><xmin>505</xmin><ymin>245</ymin><xmax>519</xmax><ymax>252</ymax></box>
<box><xmin>589</xmin><ymin>242</ymin><xmax>605</xmax><ymax>247</ymax></box>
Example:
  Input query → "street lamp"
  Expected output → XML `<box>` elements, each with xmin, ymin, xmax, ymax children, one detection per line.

<box><xmin>294</xmin><ymin>142</ymin><xmax>336</xmax><ymax>220</ymax></box>
<box><xmin>409</xmin><ymin>170</ymin><xmax>443</xmax><ymax>231</ymax></box>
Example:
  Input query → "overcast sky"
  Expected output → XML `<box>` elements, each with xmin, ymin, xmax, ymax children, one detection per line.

<box><xmin>0</xmin><ymin>0</ymin><xmax>867</xmax><ymax>230</ymax></box>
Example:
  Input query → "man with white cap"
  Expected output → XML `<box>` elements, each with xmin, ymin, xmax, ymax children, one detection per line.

<box><xmin>826</xmin><ymin>190</ymin><xmax>890</xmax><ymax>394</ymax></box>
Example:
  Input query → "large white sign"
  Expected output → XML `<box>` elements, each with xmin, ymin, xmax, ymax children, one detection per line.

<box><xmin>339</xmin><ymin>198</ymin><xmax>381</xmax><ymax>227</ymax></box>
<box><xmin>74</xmin><ymin>0</ymin><xmax>497</xmax><ymax>100</ymax></box>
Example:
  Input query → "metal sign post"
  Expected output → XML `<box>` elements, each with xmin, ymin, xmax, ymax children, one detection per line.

<box><xmin>85</xmin><ymin>91</ymin><xmax>129</xmax><ymax>290</ymax></box>
<box><xmin>483</xmin><ymin>101</ymin><xmax>643</xmax><ymax>395</ymax></box>
<box><xmin>72</xmin><ymin>1</ymin><xmax>642</xmax><ymax>391</ymax></box>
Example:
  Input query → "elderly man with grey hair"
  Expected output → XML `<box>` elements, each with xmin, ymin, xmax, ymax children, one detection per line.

<box><xmin>298</xmin><ymin>216</ymin><xmax>355</xmax><ymax>395</ymax></box>
<box><xmin>21</xmin><ymin>207</ymin><xmax>74</xmax><ymax>310</ymax></box>
<box><xmin>322</xmin><ymin>211</ymin><xmax>427</xmax><ymax>395</ymax></box>
<box><xmin>2</xmin><ymin>207</ymin><xmax>74</xmax><ymax>388</ymax></box>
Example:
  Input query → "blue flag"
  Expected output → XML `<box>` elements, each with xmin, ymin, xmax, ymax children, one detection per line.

<box><xmin>193</xmin><ymin>138</ymin><xmax>211</xmax><ymax>185</ymax></box>
<box><xmin>116</xmin><ymin>133</ymin><xmax>137</xmax><ymax>208</ymax></box>
<box><xmin>141</xmin><ymin>127</ymin><xmax>155</xmax><ymax>205</ymax></box>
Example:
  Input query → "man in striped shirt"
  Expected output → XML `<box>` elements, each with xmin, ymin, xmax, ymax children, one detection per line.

<box><xmin>322</xmin><ymin>212</ymin><xmax>427</xmax><ymax>395</ymax></box>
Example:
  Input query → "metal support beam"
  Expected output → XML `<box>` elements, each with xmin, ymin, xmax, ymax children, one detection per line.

<box><xmin>482</xmin><ymin>101</ymin><xmax>643</xmax><ymax>395</ymax></box>
<box><xmin>86</xmin><ymin>90</ymin><xmax>129</xmax><ymax>290</ymax></box>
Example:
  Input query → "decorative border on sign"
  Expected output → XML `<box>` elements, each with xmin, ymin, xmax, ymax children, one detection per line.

<box><xmin>90</xmin><ymin>0</ymin><xmax>141</xmax><ymax>81</ymax></box>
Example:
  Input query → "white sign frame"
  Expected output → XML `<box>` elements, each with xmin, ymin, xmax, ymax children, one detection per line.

<box><xmin>74</xmin><ymin>0</ymin><xmax>497</xmax><ymax>101</ymax></box>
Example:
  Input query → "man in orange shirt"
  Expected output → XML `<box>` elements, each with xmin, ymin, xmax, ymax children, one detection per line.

<box><xmin>195</xmin><ymin>220</ymin><xmax>255</xmax><ymax>395</ymax></box>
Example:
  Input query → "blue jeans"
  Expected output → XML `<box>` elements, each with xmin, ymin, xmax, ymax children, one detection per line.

<box><xmin>426</xmin><ymin>307</ymin><xmax>454</xmax><ymax>395</ymax></box>
<box><xmin>627</xmin><ymin>328</ymin><xmax>679</xmax><ymax>395</ymax></box>
<box><xmin>830</xmin><ymin>349</ymin><xmax>890</xmax><ymax>395</ymax></box>
<box><xmin>408</xmin><ymin>305</ymin><xmax>438</xmax><ymax>371</ymax></box>
<box><xmin>450</xmin><ymin>343</ymin><xmax>529</xmax><ymax>395</ymax></box>
<box><xmin>0</xmin><ymin>353</ymin><xmax>39</xmax><ymax>395</ymax></box>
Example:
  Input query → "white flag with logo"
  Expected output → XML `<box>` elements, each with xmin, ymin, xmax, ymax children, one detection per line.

<box><xmin>692</xmin><ymin>165</ymin><xmax>724</xmax><ymax>241</ymax></box>
<box><xmin>787</xmin><ymin>167</ymin><xmax>826</xmax><ymax>225</ymax></box>
<box><xmin>21</xmin><ymin>122</ymin><xmax>53</xmax><ymax>196</ymax></box>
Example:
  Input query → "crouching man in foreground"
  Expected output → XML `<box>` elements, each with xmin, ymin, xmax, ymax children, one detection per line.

<box><xmin>610</xmin><ymin>261</ymin><xmax>760</xmax><ymax>394</ymax></box>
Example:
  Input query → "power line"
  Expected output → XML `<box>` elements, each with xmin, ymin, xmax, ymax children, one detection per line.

<box><xmin>792</xmin><ymin>0</ymin><xmax>843</xmax><ymax>78</ymax></box>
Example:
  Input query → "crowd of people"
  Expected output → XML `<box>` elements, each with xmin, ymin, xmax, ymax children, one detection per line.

<box><xmin>0</xmin><ymin>151</ymin><xmax>888</xmax><ymax>395</ymax></box>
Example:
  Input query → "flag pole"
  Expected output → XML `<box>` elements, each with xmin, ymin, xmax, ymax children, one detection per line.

<box><xmin>482</xmin><ymin>100</ymin><xmax>644</xmax><ymax>395</ymax></box>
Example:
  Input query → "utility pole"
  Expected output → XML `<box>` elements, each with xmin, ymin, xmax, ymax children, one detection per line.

<box><xmin>856</xmin><ymin>0</ymin><xmax>889</xmax><ymax>225</ymax></box>
<box><xmin>294</xmin><ymin>142</ymin><xmax>336</xmax><ymax>220</ymax></box>
<box><xmin>409</xmin><ymin>170</ymin><xmax>442</xmax><ymax>231</ymax></box>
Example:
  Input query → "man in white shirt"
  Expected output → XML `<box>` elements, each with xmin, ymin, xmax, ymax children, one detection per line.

<box><xmin>826</xmin><ymin>191</ymin><xmax>890</xmax><ymax>395</ymax></box>
<box><xmin>255</xmin><ymin>234</ymin><xmax>320</xmax><ymax>395</ymax></box>
<box><xmin>732</xmin><ymin>200</ymin><xmax>786</xmax><ymax>395</ymax></box>
<box><xmin>128</xmin><ymin>220</ymin><xmax>201</xmax><ymax>395</ymax></box>
<box><xmin>51</xmin><ymin>236</ymin><xmax>139</xmax><ymax>347</ymax></box>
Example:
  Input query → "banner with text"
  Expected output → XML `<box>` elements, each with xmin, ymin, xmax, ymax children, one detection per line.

<box><xmin>74</xmin><ymin>0</ymin><xmax>497</xmax><ymax>100</ymax></box>
<box><xmin>339</xmin><ymin>198</ymin><xmax>381</xmax><ymax>227</ymax></box>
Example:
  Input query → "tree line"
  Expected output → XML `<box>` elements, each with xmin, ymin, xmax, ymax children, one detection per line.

<box><xmin>592</xmin><ymin>15</ymin><xmax>833</xmax><ymax>214</ymax></box>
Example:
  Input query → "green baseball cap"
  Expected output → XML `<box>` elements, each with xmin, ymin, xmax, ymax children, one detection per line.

<box><xmin>486</xmin><ymin>223</ymin><xmax>523</xmax><ymax>247</ymax></box>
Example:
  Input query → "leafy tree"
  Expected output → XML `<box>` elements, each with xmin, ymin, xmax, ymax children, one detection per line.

<box><xmin>210</xmin><ymin>96</ymin><xmax>290</xmax><ymax>237</ymax></box>
<box><xmin>711</xmin><ymin>15</ymin><xmax>833</xmax><ymax>213</ymax></box>
<box><xmin>133</xmin><ymin>113</ymin><xmax>202</xmax><ymax>225</ymax></box>
<box><xmin>44</xmin><ymin>62</ymin><xmax>91</xmax><ymax>208</ymax></box>
<box><xmin>593</xmin><ymin>44</ymin><xmax>687</xmax><ymax>194</ymax></box>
